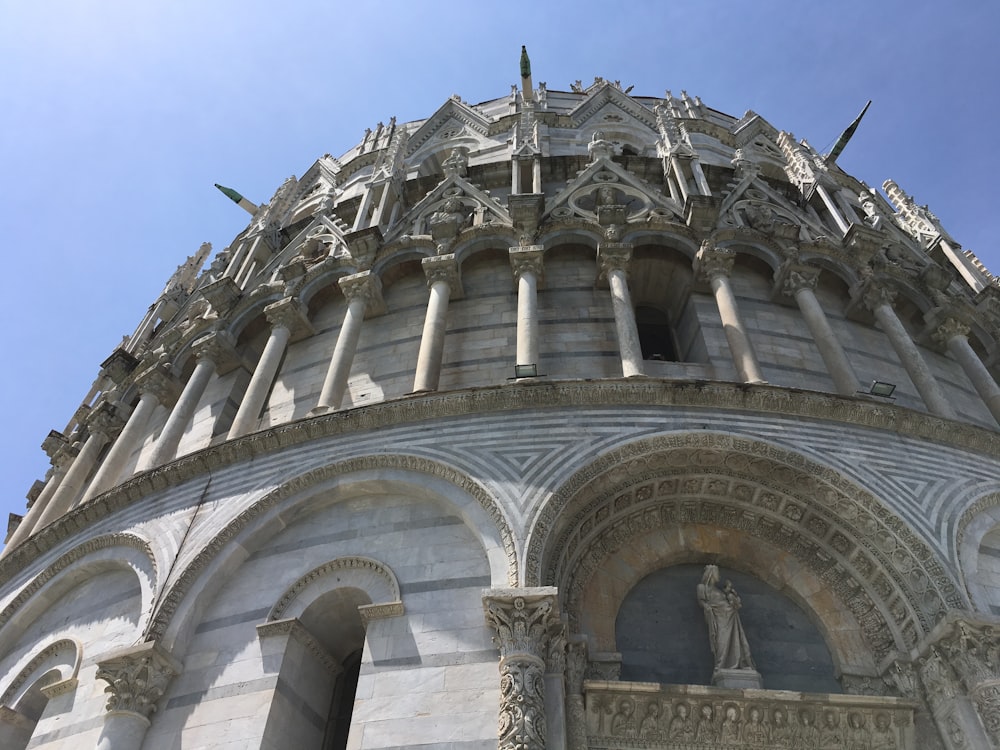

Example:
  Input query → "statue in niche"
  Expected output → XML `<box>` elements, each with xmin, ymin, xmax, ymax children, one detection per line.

<box><xmin>697</xmin><ymin>565</ymin><xmax>756</xmax><ymax>673</ymax></box>
<box><xmin>796</xmin><ymin>708</ymin><xmax>820</xmax><ymax>747</ymax></box>
<box><xmin>638</xmin><ymin>702</ymin><xmax>660</xmax><ymax>739</ymax></box>
<box><xmin>820</xmin><ymin>709</ymin><xmax>844</xmax><ymax>748</ymax></box>
<box><xmin>720</xmin><ymin>704</ymin><xmax>741</xmax><ymax>745</ymax></box>
<box><xmin>871</xmin><ymin>713</ymin><xmax>897</xmax><ymax>750</ymax></box>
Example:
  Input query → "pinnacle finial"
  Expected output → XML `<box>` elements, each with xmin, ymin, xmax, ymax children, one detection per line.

<box><xmin>519</xmin><ymin>46</ymin><xmax>534</xmax><ymax>103</ymax></box>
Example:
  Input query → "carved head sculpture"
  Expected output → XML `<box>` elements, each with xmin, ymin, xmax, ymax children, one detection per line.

<box><xmin>849</xmin><ymin>712</ymin><xmax>865</xmax><ymax>729</ymax></box>
<box><xmin>724</xmin><ymin>705</ymin><xmax>739</xmax><ymax>722</ymax></box>
<box><xmin>701</xmin><ymin>564</ymin><xmax>720</xmax><ymax>586</ymax></box>
<box><xmin>824</xmin><ymin>710</ymin><xmax>839</xmax><ymax>728</ymax></box>
<box><xmin>799</xmin><ymin>708</ymin><xmax>814</xmax><ymax>726</ymax></box>
<box><xmin>875</xmin><ymin>713</ymin><xmax>891</xmax><ymax>731</ymax></box>
<box><xmin>701</xmin><ymin>704</ymin><xmax>713</xmax><ymax>720</ymax></box>
<box><xmin>618</xmin><ymin>698</ymin><xmax>634</xmax><ymax>717</ymax></box>
<box><xmin>675</xmin><ymin>703</ymin><xmax>689</xmax><ymax>719</ymax></box>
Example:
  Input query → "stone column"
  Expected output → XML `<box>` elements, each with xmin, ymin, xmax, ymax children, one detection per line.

<box><xmin>413</xmin><ymin>254</ymin><xmax>462</xmax><ymax>393</ymax></box>
<box><xmin>544</xmin><ymin>626</ymin><xmax>568</xmax><ymax>750</ymax></box>
<box><xmin>933</xmin><ymin>317</ymin><xmax>1000</xmax><ymax>426</ymax></box>
<box><xmin>694</xmin><ymin>242</ymin><xmax>765</xmax><ymax>384</ymax></box>
<box><xmin>564</xmin><ymin>640</ymin><xmax>588</xmax><ymax>750</ymax></box>
<box><xmin>95</xmin><ymin>642</ymin><xmax>181</xmax><ymax>750</ymax></box>
<box><xmin>148</xmin><ymin>332</ymin><xmax>239</xmax><ymax>465</ymax></box>
<box><xmin>228</xmin><ymin>299</ymin><xmax>312</xmax><ymax>439</ymax></box>
<box><xmin>312</xmin><ymin>271</ymin><xmax>385</xmax><ymax>414</ymax></box>
<box><xmin>782</xmin><ymin>265</ymin><xmax>859</xmax><ymax>396</ymax></box>
<box><xmin>86</xmin><ymin>391</ymin><xmax>160</xmax><ymax>494</ymax></box>
<box><xmin>598</xmin><ymin>244</ymin><xmax>644</xmax><ymax>378</ymax></box>
<box><xmin>483</xmin><ymin>588</ymin><xmax>561</xmax><ymax>750</ymax></box>
<box><xmin>862</xmin><ymin>285</ymin><xmax>956</xmax><ymax>419</ymax></box>
<box><xmin>510</xmin><ymin>246</ymin><xmax>544</xmax><ymax>370</ymax></box>
<box><xmin>33</xmin><ymin>404</ymin><xmax>123</xmax><ymax>530</ymax></box>
<box><xmin>2</xmin><ymin>434</ymin><xmax>75</xmax><ymax>552</ymax></box>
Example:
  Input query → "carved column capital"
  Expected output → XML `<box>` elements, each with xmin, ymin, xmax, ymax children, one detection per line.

<box><xmin>338</xmin><ymin>270</ymin><xmax>386</xmax><ymax>317</ymax></box>
<box><xmin>264</xmin><ymin>297</ymin><xmax>313</xmax><ymax>341</ymax></box>
<box><xmin>84</xmin><ymin>402</ymin><xmax>125</xmax><ymax>442</ymax></box>
<box><xmin>422</xmin><ymin>253</ymin><xmax>464</xmax><ymax>298</ymax></box>
<box><xmin>597</xmin><ymin>243</ymin><xmax>633</xmax><ymax>281</ymax></box>
<box><xmin>134</xmin><ymin>364</ymin><xmax>181</xmax><ymax>407</ymax></box>
<box><xmin>693</xmin><ymin>240</ymin><xmax>735</xmax><ymax>282</ymax></box>
<box><xmin>96</xmin><ymin>641</ymin><xmax>181</xmax><ymax>719</ymax></box>
<box><xmin>781</xmin><ymin>264</ymin><xmax>821</xmax><ymax>296</ymax></box>
<box><xmin>483</xmin><ymin>587</ymin><xmax>561</xmax><ymax>750</ymax></box>
<box><xmin>931</xmin><ymin>317</ymin><xmax>971</xmax><ymax>347</ymax></box>
<box><xmin>859</xmin><ymin>281</ymin><xmax>897</xmax><ymax>312</ymax></box>
<box><xmin>483</xmin><ymin>587</ymin><xmax>561</xmax><ymax>660</ymax></box>
<box><xmin>509</xmin><ymin>245</ymin><xmax>545</xmax><ymax>283</ymax></box>
<box><xmin>190</xmin><ymin>330</ymin><xmax>240</xmax><ymax>374</ymax></box>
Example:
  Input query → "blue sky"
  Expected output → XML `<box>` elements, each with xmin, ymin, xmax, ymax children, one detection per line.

<box><xmin>1</xmin><ymin>2</ymin><xmax>998</xmax><ymax>537</ymax></box>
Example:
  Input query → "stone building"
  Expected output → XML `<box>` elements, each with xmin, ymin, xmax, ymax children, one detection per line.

<box><xmin>2</xmin><ymin>69</ymin><xmax>1000</xmax><ymax>750</ymax></box>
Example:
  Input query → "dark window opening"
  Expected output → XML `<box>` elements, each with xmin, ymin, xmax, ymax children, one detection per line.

<box><xmin>636</xmin><ymin>305</ymin><xmax>678</xmax><ymax>361</ymax></box>
<box><xmin>323</xmin><ymin>649</ymin><xmax>363</xmax><ymax>750</ymax></box>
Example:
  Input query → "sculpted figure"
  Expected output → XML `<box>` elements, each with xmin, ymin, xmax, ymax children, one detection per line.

<box><xmin>667</xmin><ymin>702</ymin><xmax>695</xmax><ymax>741</ymax></box>
<box><xmin>846</xmin><ymin>712</ymin><xmax>869</xmax><ymax>750</ymax></box>
<box><xmin>697</xmin><ymin>565</ymin><xmax>755</xmax><ymax>672</ymax></box>
<box><xmin>694</xmin><ymin>703</ymin><xmax>719</xmax><ymax>743</ymax></box>
<box><xmin>820</xmin><ymin>709</ymin><xmax>844</xmax><ymax>748</ymax></box>
<box><xmin>796</xmin><ymin>708</ymin><xmax>821</xmax><ymax>748</ymax></box>
<box><xmin>772</xmin><ymin>707</ymin><xmax>792</xmax><ymax>747</ymax></box>
<box><xmin>741</xmin><ymin>706</ymin><xmax>769</xmax><ymax>745</ymax></box>
<box><xmin>871</xmin><ymin>713</ymin><xmax>897</xmax><ymax>750</ymax></box>
<box><xmin>638</xmin><ymin>701</ymin><xmax>660</xmax><ymax>739</ymax></box>
<box><xmin>720</xmin><ymin>704</ymin><xmax>741</xmax><ymax>745</ymax></box>
<box><xmin>610</xmin><ymin>698</ymin><xmax>636</xmax><ymax>738</ymax></box>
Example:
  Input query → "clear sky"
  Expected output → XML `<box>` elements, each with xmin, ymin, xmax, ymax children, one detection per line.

<box><xmin>1</xmin><ymin>1</ymin><xmax>998</xmax><ymax>539</ymax></box>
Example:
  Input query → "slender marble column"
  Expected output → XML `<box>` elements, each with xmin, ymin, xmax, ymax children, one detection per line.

<box><xmin>510</xmin><ymin>246</ymin><xmax>544</xmax><ymax>370</ymax></box>
<box><xmin>96</xmin><ymin>642</ymin><xmax>180</xmax><ymax>750</ymax></box>
<box><xmin>148</xmin><ymin>332</ymin><xmax>238</xmax><ymax>465</ymax></box>
<box><xmin>228</xmin><ymin>299</ymin><xmax>312</xmax><ymax>439</ymax></box>
<box><xmin>598</xmin><ymin>244</ymin><xmax>644</xmax><ymax>378</ymax></box>
<box><xmin>33</xmin><ymin>404</ymin><xmax>122</xmax><ymax>530</ymax></box>
<box><xmin>862</xmin><ymin>285</ymin><xmax>955</xmax><ymax>419</ymax></box>
<box><xmin>483</xmin><ymin>588</ymin><xmax>561</xmax><ymax>750</ymax></box>
<box><xmin>313</xmin><ymin>272</ymin><xmax>384</xmax><ymax>413</ymax></box>
<box><xmin>695</xmin><ymin>242</ymin><xmax>765</xmax><ymax>383</ymax></box>
<box><xmin>782</xmin><ymin>265</ymin><xmax>859</xmax><ymax>396</ymax></box>
<box><xmin>2</xmin><ymin>436</ymin><xmax>74</xmax><ymax>552</ymax></box>
<box><xmin>413</xmin><ymin>254</ymin><xmax>462</xmax><ymax>393</ymax></box>
<box><xmin>84</xmin><ymin>394</ymin><xmax>158</xmax><ymax>498</ymax></box>
<box><xmin>933</xmin><ymin>317</ymin><xmax>1000</xmax><ymax>425</ymax></box>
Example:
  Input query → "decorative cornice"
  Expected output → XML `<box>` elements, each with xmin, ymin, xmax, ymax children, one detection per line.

<box><xmin>4</xmin><ymin>380</ymin><xmax>999</xmax><ymax>585</ymax></box>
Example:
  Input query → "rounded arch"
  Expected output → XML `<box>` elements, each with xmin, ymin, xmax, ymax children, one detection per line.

<box><xmin>452</xmin><ymin>231</ymin><xmax>519</xmax><ymax>265</ymax></box>
<box><xmin>711</xmin><ymin>229</ymin><xmax>784</xmax><ymax>272</ymax></box>
<box><xmin>149</xmin><ymin>454</ymin><xmax>517</xmax><ymax>652</ymax></box>
<box><xmin>957</xmin><ymin>491</ymin><xmax>1000</xmax><ymax>614</ymax></box>
<box><xmin>0</xmin><ymin>534</ymin><xmax>156</xmax><ymax>660</ymax></box>
<box><xmin>371</xmin><ymin>245</ymin><xmax>433</xmax><ymax>280</ymax></box>
<box><xmin>0</xmin><ymin>637</ymin><xmax>81</xmax><ymax>709</ymax></box>
<box><xmin>267</xmin><ymin>556</ymin><xmax>402</xmax><ymax>623</ymax></box>
<box><xmin>222</xmin><ymin>286</ymin><xmax>287</xmax><ymax>342</ymax></box>
<box><xmin>537</xmin><ymin>224</ymin><xmax>602</xmax><ymax>250</ymax></box>
<box><xmin>297</xmin><ymin>266</ymin><xmax>353</xmax><ymax>310</ymax></box>
<box><xmin>525</xmin><ymin>432</ymin><xmax>963</xmax><ymax>661</ymax></box>
<box><xmin>623</xmin><ymin>231</ymin><xmax>699</xmax><ymax>261</ymax></box>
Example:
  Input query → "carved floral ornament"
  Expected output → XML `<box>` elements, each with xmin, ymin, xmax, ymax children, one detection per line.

<box><xmin>95</xmin><ymin>642</ymin><xmax>181</xmax><ymax>719</ymax></box>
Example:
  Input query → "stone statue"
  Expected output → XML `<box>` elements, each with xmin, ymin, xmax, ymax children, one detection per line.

<box><xmin>697</xmin><ymin>565</ymin><xmax>755</xmax><ymax>672</ymax></box>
